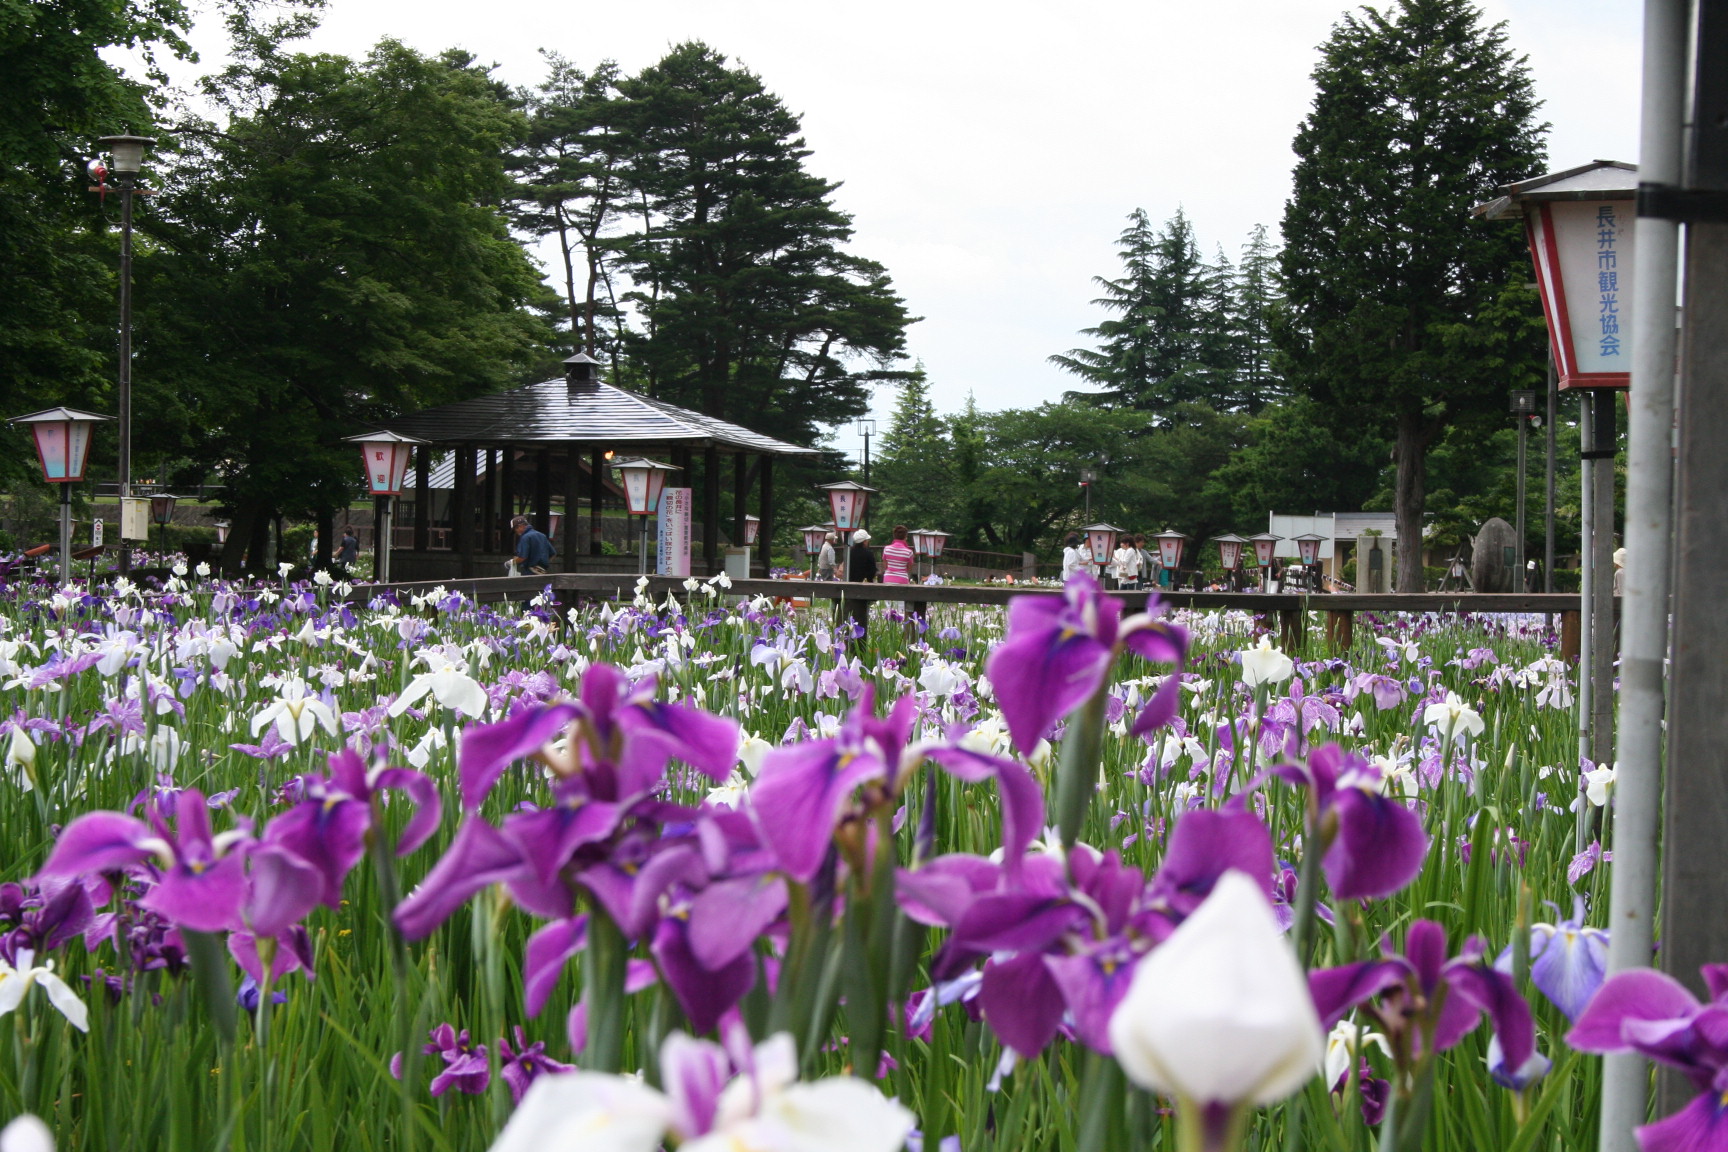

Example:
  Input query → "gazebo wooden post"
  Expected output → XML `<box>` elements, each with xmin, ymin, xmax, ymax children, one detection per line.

<box><xmin>732</xmin><ymin>452</ymin><xmax>747</xmax><ymax>550</ymax></box>
<box><xmin>703</xmin><ymin>445</ymin><xmax>721</xmax><ymax>575</ymax></box>
<box><xmin>500</xmin><ymin>445</ymin><xmax>517</xmax><ymax>524</ymax></box>
<box><xmin>453</xmin><ymin>443</ymin><xmax>476</xmax><ymax>578</ymax></box>
<box><xmin>534</xmin><ymin>449</ymin><xmax>552</xmax><ymax>535</ymax></box>
<box><xmin>758</xmin><ymin>455</ymin><xmax>774</xmax><ymax>578</ymax></box>
<box><xmin>589</xmin><ymin>447</ymin><xmax>605</xmax><ymax>557</ymax></box>
<box><xmin>563</xmin><ymin>444</ymin><xmax>583</xmax><ymax>573</ymax></box>
<box><xmin>480</xmin><ymin>448</ymin><xmax>497</xmax><ymax>556</ymax></box>
<box><xmin>413</xmin><ymin>451</ymin><xmax>430</xmax><ymax>552</ymax></box>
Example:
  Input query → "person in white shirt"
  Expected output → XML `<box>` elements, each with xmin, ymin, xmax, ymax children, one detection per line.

<box><xmin>1113</xmin><ymin>539</ymin><xmax>1141</xmax><ymax>590</ymax></box>
<box><xmin>1061</xmin><ymin>533</ymin><xmax>1088</xmax><ymax>582</ymax></box>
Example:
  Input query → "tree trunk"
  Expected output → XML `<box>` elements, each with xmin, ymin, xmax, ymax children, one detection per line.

<box><xmin>1393</xmin><ymin>410</ymin><xmax>1430</xmax><ymax>593</ymax></box>
<box><xmin>217</xmin><ymin>503</ymin><xmax>259</xmax><ymax>577</ymax></box>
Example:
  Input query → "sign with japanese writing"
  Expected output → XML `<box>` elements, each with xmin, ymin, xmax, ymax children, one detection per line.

<box><xmin>657</xmin><ymin>488</ymin><xmax>692</xmax><ymax>577</ymax></box>
<box><xmin>91</xmin><ymin>519</ymin><xmax>103</xmax><ymax>547</ymax></box>
<box><xmin>1526</xmin><ymin>199</ymin><xmax>1635</xmax><ymax>389</ymax></box>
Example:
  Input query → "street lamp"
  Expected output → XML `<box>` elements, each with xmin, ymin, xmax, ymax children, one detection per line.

<box><xmin>10</xmin><ymin>407</ymin><xmax>113</xmax><ymax>581</ymax></box>
<box><xmin>1154</xmin><ymin>529</ymin><xmax>1188</xmax><ymax>586</ymax></box>
<box><xmin>149</xmin><ymin>493</ymin><xmax>178</xmax><ymax>558</ymax></box>
<box><xmin>1294</xmin><ymin>532</ymin><xmax>1327</xmax><ymax>590</ymax></box>
<box><xmin>1079</xmin><ymin>468</ymin><xmax>1097</xmax><ymax>521</ymax></box>
<box><xmin>801</xmin><ymin>524</ymin><xmax>829</xmax><ymax>575</ymax></box>
<box><xmin>1248</xmin><ymin>532</ymin><xmax>1282</xmax><ymax>569</ymax></box>
<box><xmin>1214</xmin><ymin>532</ymin><xmax>1247</xmax><ymax>574</ymax></box>
<box><xmin>94</xmin><ymin>133</ymin><xmax>156</xmax><ymax>575</ymax></box>
<box><xmin>614</xmin><ymin>457</ymin><xmax>679</xmax><ymax>576</ymax></box>
<box><xmin>1082</xmin><ymin>522</ymin><xmax>1122</xmax><ymax>583</ymax></box>
<box><xmin>344</xmin><ymin>431</ymin><xmax>425</xmax><ymax>583</ymax></box>
<box><xmin>856</xmin><ymin>419</ymin><xmax>876</xmax><ymax>530</ymax></box>
<box><xmin>819</xmin><ymin>480</ymin><xmax>876</xmax><ymax>581</ymax></box>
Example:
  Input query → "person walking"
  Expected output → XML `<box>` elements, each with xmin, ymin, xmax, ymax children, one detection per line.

<box><xmin>511</xmin><ymin>515</ymin><xmax>554</xmax><ymax>575</ymax></box>
<box><xmin>881</xmin><ymin>526</ymin><xmax>916</xmax><ymax>585</ymax></box>
<box><xmin>331</xmin><ymin>526</ymin><xmax>359</xmax><ymax>577</ymax></box>
<box><xmin>817</xmin><ymin>532</ymin><xmax>838</xmax><ymax>581</ymax></box>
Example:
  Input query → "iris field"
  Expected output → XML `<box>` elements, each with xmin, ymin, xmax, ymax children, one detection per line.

<box><xmin>0</xmin><ymin>568</ymin><xmax>1652</xmax><ymax>1152</ymax></box>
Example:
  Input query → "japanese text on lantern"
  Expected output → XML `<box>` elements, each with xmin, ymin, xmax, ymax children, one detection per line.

<box><xmin>1596</xmin><ymin>205</ymin><xmax>1620</xmax><ymax>358</ymax></box>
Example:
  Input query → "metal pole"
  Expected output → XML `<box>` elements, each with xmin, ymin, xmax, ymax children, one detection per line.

<box><xmin>117</xmin><ymin>176</ymin><xmax>134</xmax><ymax>575</ymax></box>
<box><xmin>1555</xmin><ymin>355</ymin><xmax>1569</xmax><ymax>594</ymax></box>
<box><xmin>1591</xmin><ymin>390</ymin><xmax>1617</xmax><ymax>767</ymax></box>
<box><xmin>1653</xmin><ymin>0</ymin><xmax>1728</xmax><ymax>1123</ymax></box>
<box><xmin>638</xmin><ymin>515</ymin><xmax>647</xmax><ymax>576</ymax></box>
<box><xmin>1577</xmin><ymin>395</ymin><xmax>1594</xmax><ymax>774</ymax></box>
<box><xmin>862</xmin><ymin>431</ymin><xmax>872</xmax><ymax>533</ymax></box>
<box><xmin>59</xmin><ymin>485</ymin><xmax>72</xmax><ymax>583</ymax></box>
<box><xmin>378</xmin><ymin>496</ymin><xmax>392</xmax><ymax>583</ymax></box>
<box><xmin>1516</xmin><ymin>409</ymin><xmax>1528</xmax><ymax>588</ymax></box>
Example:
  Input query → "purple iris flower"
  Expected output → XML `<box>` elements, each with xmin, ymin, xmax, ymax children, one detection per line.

<box><xmin>229</xmin><ymin>727</ymin><xmax>295</xmax><ymax>762</ymax></box>
<box><xmin>1311</xmin><ymin>920</ymin><xmax>1538</xmax><ymax>1075</ymax></box>
<box><xmin>984</xmin><ymin>574</ymin><xmax>1188</xmax><ymax>755</ymax></box>
<box><xmin>1275</xmin><ymin>744</ymin><xmax>1427</xmax><ymax>902</ymax></box>
<box><xmin>498</xmin><ymin>1026</ymin><xmax>575</xmax><ymax>1104</ymax></box>
<box><xmin>391</xmin><ymin>1024</ymin><xmax>490</xmax><ymax>1097</ymax></box>
<box><xmin>1569</xmin><ymin>964</ymin><xmax>1728</xmax><ymax>1151</ymax></box>
<box><xmin>265</xmin><ymin>748</ymin><xmax>441</xmax><ymax>908</ymax></box>
<box><xmin>37</xmin><ymin>789</ymin><xmax>254</xmax><ymax>932</ymax></box>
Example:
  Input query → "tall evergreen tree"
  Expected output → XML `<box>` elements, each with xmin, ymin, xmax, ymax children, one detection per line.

<box><xmin>1233</xmin><ymin>223</ymin><xmax>1283</xmax><ymax>412</ymax></box>
<box><xmin>1049</xmin><ymin>208</ymin><xmax>1161</xmax><ymax>408</ymax></box>
<box><xmin>872</xmin><ymin>370</ymin><xmax>951</xmax><ymax>531</ymax></box>
<box><xmin>608</xmin><ymin>43</ymin><xmax>914</xmax><ymax>446</ymax></box>
<box><xmin>1278</xmin><ymin>0</ymin><xmax>1547</xmax><ymax>590</ymax></box>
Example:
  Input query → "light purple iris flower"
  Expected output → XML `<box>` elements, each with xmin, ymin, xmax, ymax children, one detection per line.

<box><xmin>1311</xmin><ymin>920</ymin><xmax>1538</xmax><ymax>1077</ymax></box>
<box><xmin>984</xmin><ymin>574</ymin><xmax>1188</xmax><ymax>755</ymax></box>
<box><xmin>1493</xmin><ymin>898</ymin><xmax>1609</xmax><ymax>1022</ymax></box>
<box><xmin>1569</xmin><ymin>964</ymin><xmax>1728</xmax><ymax>1152</ymax></box>
<box><xmin>1275</xmin><ymin>744</ymin><xmax>1427</xmax><ymax>901</ymax></box>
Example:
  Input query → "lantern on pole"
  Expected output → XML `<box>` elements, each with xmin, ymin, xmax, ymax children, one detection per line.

<box><xmin>11</xmin><ymin>407</ymin><xmax>112</xmax><ymax>581</ymax></box>
<box><xmin>345</xmin><ymin>430</ymin><xmax>426</xmax><ymax>584</ymax></box>
<box><xmin>613</xmin><ymin>457</ymin><xmax>679</xmax><ymax>576</ymax></box>
<box><xmin>1082</xmin><ymin>523</ymin><xmax>1122</xmax><ymax>579</ymax></box>
<box><xmin>149</xmin><ymin>493</ymin><xmax>178</xmax><ymax>558</ymax></box>
<box><xmin>1214</xmin><ymin>533</ymin><xmax>1247</xmax><ymax>572</ymax></box>
<box><xmin>744</xmin><ymin>515</ymin><xmax>761</xmax><ymax>546</ymax></box>
<box><xmin>1249</xmin><ymin>532</ymin><xmax>1282</xmax><ymax>569</ymax></box>
<box><xmin>818</xmin><ymin>480</ymin><xmax>877</xmax><ymax>580</ymax></box>
<box><xmin>1476</xmin><ymin>161</ymin><xmax>1638</xmax><ymax>391</ymax></box>
<box><xmin>1154</xmin><ymin>528</ymin><xmax>1188</xmax><ymax>574</ymax></box>
<box><xmin>801</xmin><ymin>524</ymin><xmax>830</xmax><ymax>559</ymax></box>
<box><xmin>1294</xmin><ymin>533</ymin><xmax>1326</xmax><ymax>568</ymax></box>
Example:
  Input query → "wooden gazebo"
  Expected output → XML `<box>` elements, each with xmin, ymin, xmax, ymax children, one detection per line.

<box><xmin>375</xmin><ymin>354</ymin><xmax>817</xmax><ymax>579</ymax></box>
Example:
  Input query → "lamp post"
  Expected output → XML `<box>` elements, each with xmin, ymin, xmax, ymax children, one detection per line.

<box><xmin>1079</xmin><ymin>468</ymin><xmax>1097</xmax><ymax>522</ymax></box>
<box><xmin>1082</xmin><ymin>522</ymin><xmax>1122</xmax><ymax>585</ymax></box>
<box><xmin>856</xmin><ymin>419</ymin><xmax>876</xmax><ymax>531</ymax></box>
<box><xmin>1294</xmin><ymin>533</ymin><xmax>1327</xmax><ymax>591</ymax></box>
<box><xmin>1213</xmin><ymin>533</ymin><xmax>1247</xmax><ymax>590</ymax></box>
<box><xmin>800</xmin><ymin>524</ymin><xmax>829</xmax><ymax>577</ymax></box>
<box><xmin>94</xmin><ymin>134</ymin><xmax>155</xmax><ymax>575</ymax></box>
<box><xmin>1153</xmin><ymin>529</ymin><xmax>1187</xmax><ymax>588</ymax></box>
<box><xmin>924</xmin><ymin>529</ymin><xmax>948</xmax><ymax>582</ymax></box>
<box><xmin>344</xmin><ymin>431</ymin><xmax>425</xmax><ymax>583</ymax></box>
<box><xmin>742</xmin><ymin>513</ymin><xmax>760</xmax><ymax>577</ymax></box>
<box><xmin>1511</xmin><ymin>390</ymin><xmax>1538</xmax><ymax>589</ymax></box>
<box><xmin>149</xmin><ymin>493</ymin><xmax>178</xmax><ymax>559</ymax></box>
<box><xmin>819</xmin><ymin>480</ymin><xmax>876</xmax><ymax>582</ymax></box>
<box><xmin>11</xmin><ymin>408</ymin><xmax>113</xmax><ymax>581</ymax></box>
<box><xmin>614</xmin><ymin>457</ymin><xmax>679</xmax><ymax>576</ymax></box>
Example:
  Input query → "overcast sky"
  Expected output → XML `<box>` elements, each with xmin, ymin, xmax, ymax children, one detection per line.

<box><xmin>137</xmin><ymin>0</ymin><xmax>1642</xmax><ymax>459</ymax></box>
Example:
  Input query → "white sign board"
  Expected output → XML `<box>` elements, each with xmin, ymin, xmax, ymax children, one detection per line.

<box><xmin>1528</xmin><ymin>199</ymin><xmax>1635</xmax><ymax>389</ymax></box>
<box><xmin>656</xmin><ymin>488</ymin><xmax>692</xmax><ymax>577</ymax></box>
<box><xmin>91</xmin><ymin>519</ymin><xmax>103</xmax><ymax>547</ymax></box>
<box><xmin>119</xmin><ymin>497</ymin><xmax>150</xmax><ymax>541</ymax></box>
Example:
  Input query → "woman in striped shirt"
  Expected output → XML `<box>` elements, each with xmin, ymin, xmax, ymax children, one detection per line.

<box><xmin>881</xmin><ymin>525</ymin><xmax>917</xmax><ymax>585</ymax></box>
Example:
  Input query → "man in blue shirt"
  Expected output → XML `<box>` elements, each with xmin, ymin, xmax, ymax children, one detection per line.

<box><xmin>511</xmin><ymin>515</ymin><xmax>554</xmax><ymax>575</ymax></box>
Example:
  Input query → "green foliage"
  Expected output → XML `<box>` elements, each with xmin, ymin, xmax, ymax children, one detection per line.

<box><xmin>1277</xmin><ymin>0</ymin><xmax>1548</xmax><ymax>588</ymax></box>
<box><xmin>138</xmin><ymin>35</ymin><xmax>550</xmax><ymax>555</ymax></box>
<box><xmin>1052</xmin><ymin>208</ymin><xmax>1285</xmax><ymax>418</ymax></box>
<box><xmin>1204</xmin><ymin>396</ymin><xmax>1388</xmax><ymax>525</ymax></box>
<box><xmin>872</xmin><ymin>370</ymin><xmax>952</xmax><ymax>532</ymax></box>
<box><xmin>603</xmin><ymin>43</ymin><xmax>915</xmax><ymax>447</ymax></box>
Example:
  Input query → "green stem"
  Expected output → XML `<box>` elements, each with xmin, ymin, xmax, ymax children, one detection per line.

<box><xmin>1056</xmin><ymin>689</ymin><xmax>1108</xmax><ymax>852</ymax></box>
<box><xmin>582</xmin><ymin>912</ymin><xmax>627</xmax><ymax>1073</ymax></box>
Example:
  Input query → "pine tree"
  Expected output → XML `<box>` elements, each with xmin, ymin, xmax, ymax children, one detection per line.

<box><xmin>872</xmin><ymin>370</ymin><xmax>952</xmax><ymax>531</ymax></box>
<box><xmin>1278</xmin><ymin>0</ymin><xmax>1547</xmax><ymax>590</ymax></box>
<box><xmin>1234</xmin><ymin>223</ymin><xmax>1283</xmax><ymax>413</ymax></box>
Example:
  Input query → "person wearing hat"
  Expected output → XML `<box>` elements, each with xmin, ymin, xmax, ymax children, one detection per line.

<box><xmin>1613</xmin><ymin>547</ymin><xmax>1626</xmax><ymax>596</ymax></box>
<box><xmin>844</xmin><ymin>528</ymin><xmax>876</xmax><ymax>637</ymax></box>
<box><xmin>817</xmin><ymin>532</ymin><xmax>838</xmax><ymax>581</ymax></box>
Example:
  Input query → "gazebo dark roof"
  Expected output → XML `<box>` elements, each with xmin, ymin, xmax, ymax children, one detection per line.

<box><xmin>379</xmin><ymin>377</ymin><xmax>817</xmax><ymax>456</ymax></box>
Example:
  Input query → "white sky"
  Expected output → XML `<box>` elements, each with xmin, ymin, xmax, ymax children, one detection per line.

<box><xmin>135</xmin><ymin>0</ymin><xmax>1642</xmax><ymax>460</ymax></box>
